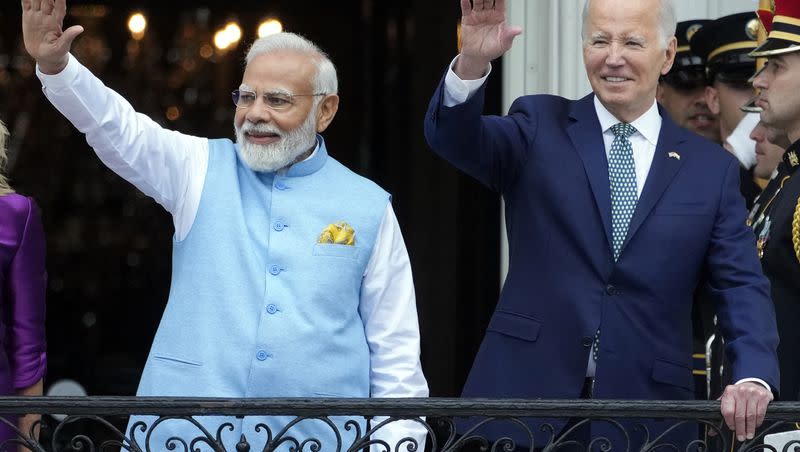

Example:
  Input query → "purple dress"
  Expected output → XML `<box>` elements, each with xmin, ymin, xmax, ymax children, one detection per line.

<box><xmin>0</xmin><ymin>194</ymin><xmax>46</xmax><ymax>445</ymax></box>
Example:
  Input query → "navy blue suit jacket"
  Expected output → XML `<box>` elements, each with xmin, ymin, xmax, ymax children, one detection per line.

<box><xmin>424</xmin><ymin>74</ymin><xmax>779</xmax><ymax>445</ymax></box>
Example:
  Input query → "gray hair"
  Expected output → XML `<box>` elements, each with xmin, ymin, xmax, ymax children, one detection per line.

<box><xmin>0</xmin><ymin>119</ymin><xmax>13</xmax><ymax>195</ymax></box>
<box><xmin>581</xmin><ymin>0</ymin><xmax>676</xmax><ymax>49</ymax></box>
<box><xmin>245</xmin><ymin>32</ymin><xmax>338</xmax><ymax>95</ymax></box>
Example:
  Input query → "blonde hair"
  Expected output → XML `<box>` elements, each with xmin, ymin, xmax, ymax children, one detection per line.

<box><xmin>0</xmin><ymin>119</ymin><xmax>14</xmax><ymax>195</ymax></box>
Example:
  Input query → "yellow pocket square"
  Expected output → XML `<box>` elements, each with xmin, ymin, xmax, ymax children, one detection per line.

<box><xmin>318</xmin><ymin>222</ymin><xmax>355</xmax><ymax>246</ymax></box>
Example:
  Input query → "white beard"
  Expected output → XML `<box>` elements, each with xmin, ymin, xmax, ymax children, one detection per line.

<box><xmin>235</xmin><ymin>111</ymin><xmax>318</xmax><ymax>172</ymax></box>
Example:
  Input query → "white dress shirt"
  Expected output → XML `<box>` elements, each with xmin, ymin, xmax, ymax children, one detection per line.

<box><xmin>36</xmin><ymin>54</ymin><xmax>429</xmax><ymax>447</ymax></box>
<box><xmin>443</xmin><ymin>56</ymin><xmax>770</xmax><ymax>392</ymax></box>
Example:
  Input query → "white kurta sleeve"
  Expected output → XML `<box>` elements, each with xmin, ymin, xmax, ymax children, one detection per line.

<box><xmin>36</xmin><ymin>53</ymin><xmax>208</xmax><ymax>239</ymax></box>
<box><xmin>360</xmin><ymin>203</ymin><xmax>429</xmax><ymax>452</ymax></box>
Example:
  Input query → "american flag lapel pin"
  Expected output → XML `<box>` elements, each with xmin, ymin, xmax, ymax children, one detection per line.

<box><xmin>668</xmin><ymin>151</ymin><xmax>681</xmax><ymax>160</ymax></box>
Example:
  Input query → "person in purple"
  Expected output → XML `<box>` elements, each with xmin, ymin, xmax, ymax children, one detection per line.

<box><xmin>0</xmin><ymin>118</ymin><xmax>47</xmax><ymax>447</ymax></box>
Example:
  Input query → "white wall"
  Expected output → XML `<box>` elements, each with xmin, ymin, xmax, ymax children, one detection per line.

<box><xmin>498</xmin><ymin>0</ymin><xmax>760</xmax><ymax>284</ymax></box>
<box><xmin>674</xmin><ymin>0</ymin><xmax>760</xmax><ymax>21</ymax></box>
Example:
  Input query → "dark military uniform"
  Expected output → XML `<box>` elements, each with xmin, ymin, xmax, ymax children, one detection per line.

<box><xmin>741</xmin><ymin>167</ymin><xmax>763</xmax><ymax>210</ymax></box>
<box><xmin>749</xmin><ymin>146</ymin><xmax>800</xmax><ymax>400</ymax></box>
<box><xmin>747</xmin><ymin>0</ymin><xmax>800</xmax><ymax>401</ymax></box>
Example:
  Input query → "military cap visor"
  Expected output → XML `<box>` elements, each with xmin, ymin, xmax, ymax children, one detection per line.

<box><xmin>751</xmin><ymin>4</ymin><xmax>800</xmax><ymax>56</ymax></box>
<box><xmin>714</xmin><ymin>66</ymin><xmax>756</xmax><ymax>84</ymax></box>
<box><xmin>660</xmin><ymin>67</ymin><xmax>707</xmax><ymax>91</ymax></box>
<box><xmin>750</xmin><ymin>37</ymin><xmax>800</xmax><ymax>56</ymax></box>
<box><xmin>740</xmin><ymin>96</ymin><xmax>762</xmax><ymax>113</ymax></box>
<box><xmin>671</xmin><ymin>52</ymin><xmax>704</xmax><ymax>70</ymax></box>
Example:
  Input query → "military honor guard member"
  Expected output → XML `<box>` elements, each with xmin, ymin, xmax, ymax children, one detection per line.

<box><xmin>751</xmin><ymin>0</ymin><xmax>800</xmax><ymax>401</ymax></box>
<box><xmin>657</xmin><ymin>20</ymin><xmax>719</xmax><ymax>143</ymax></box>
<box><xmin>691</xmin><ymin>12</ymin><xmax>764</xmax><ymax>208</ymax></box>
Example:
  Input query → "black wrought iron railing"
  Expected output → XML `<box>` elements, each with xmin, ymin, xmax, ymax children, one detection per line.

<box><xmin>0</xmin><ymin>398</ymin><xmax>799</xmax><ymax>452</ymax></box>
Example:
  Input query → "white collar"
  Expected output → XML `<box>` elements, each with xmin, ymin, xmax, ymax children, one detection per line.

<box><xmin>593</xmin><ymin>96</ymin><xmax>661</xmax><ymax>146</ymax></box>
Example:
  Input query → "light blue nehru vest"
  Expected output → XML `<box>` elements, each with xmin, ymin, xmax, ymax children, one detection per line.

<box><xmin>127</xmin><ymin>136</ymin><xmax>389</xmax><ymax>452</ymax></box>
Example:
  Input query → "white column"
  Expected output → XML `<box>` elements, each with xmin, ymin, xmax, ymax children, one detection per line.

<box><xmin>499</xmin><ymin>0</ymin><xmax>760</xmax><ymax>285</ymax></box>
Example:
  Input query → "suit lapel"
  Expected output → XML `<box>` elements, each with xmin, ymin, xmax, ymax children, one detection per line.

<box><xmin>567</xmin><ymin>94</ymin><xmax>613</xmax><ymax>253</ymax></box>
<box><xmin>621</xmin><ymin>110</ymin><xmax>686</xmax><ymax>251</ymax></box>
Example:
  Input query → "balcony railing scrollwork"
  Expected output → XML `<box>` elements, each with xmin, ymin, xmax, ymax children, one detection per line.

<box><xmin>0</xmin><ymin>398</ymin><xmax>799</xmax><ymax>452</ymax></box>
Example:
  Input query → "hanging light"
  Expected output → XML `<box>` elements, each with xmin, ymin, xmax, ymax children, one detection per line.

<box><xmin>224</xmin><ymin>22</ymin><xmax>243</xmax><ymax>43</ymax></box>
<box><xmin>214</xmin><ymin>30</ymin><xmax>231</xmax><ymax>50</ymax></box>
<box><xmin>214</xmin><ymin>21</ymin><xmax>242</xmax><ymax>51</ymax></box>
<box><xmin>128</xmin><ymin>12</ymin><xmax>147</xmax><ymax>41</ymax></box>
<box><xmin>258</xmin><ymin>19</ymin><xmax>283</xmax><ymax>38</ymax></box>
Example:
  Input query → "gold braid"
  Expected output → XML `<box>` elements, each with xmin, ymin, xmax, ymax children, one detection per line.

<box><xmin>794</xmin><ymin>196</ymin><xmax>800</xmax><ymax>264</ymax></box>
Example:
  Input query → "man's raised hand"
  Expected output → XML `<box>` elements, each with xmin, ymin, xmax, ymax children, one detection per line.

<box><xmin>22</xmin><ymin>0</ymin><xmax>84</xmax><ymax>74</ymax></box>
<box><xmin>455</xmin><ymin>0</ymin><xmax>522</xmax><ymax>79</ymax></box>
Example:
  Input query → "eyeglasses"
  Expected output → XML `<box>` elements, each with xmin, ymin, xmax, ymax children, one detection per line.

<box><xmin>231</xmin><ymin>89</ymin><xmax>326</xmax><ymax>111</ymax></box>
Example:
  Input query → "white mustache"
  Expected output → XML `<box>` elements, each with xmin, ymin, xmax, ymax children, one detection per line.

<box><xmin>241</xmin><ymin>122</ymin><xmax>282</xmax><ymax>136</ymax></box>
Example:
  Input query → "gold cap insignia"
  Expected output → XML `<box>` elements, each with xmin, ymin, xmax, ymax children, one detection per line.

<box><xmin>746</xmin><ymin>18</ymin><xmax>760</xmax><ymax>41</ymax></box>
<box><xmin>318</xmin><ymin>221</ymin><xmax>356</xmax><ymax>246</ymax></box>
<box><xmin>686</xmin><ymin>24</ymin><xmax>703</xmax><ymax>42</ymax></box>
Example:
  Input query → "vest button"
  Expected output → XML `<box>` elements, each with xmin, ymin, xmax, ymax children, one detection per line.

<box><xmin>605</xmin><ymin>284</ymin><xmax>617</xmax><ymax>296</ymax></box>
<box><xmin>582</xmin><ymin>336</ymin><xmax>593</xmax><ymax>347</ymax></box>
<box><xmin>273</xmin><ymin>221</ymin><xmax>285</xmax><ymax>231</ymax></box>
<box><xmin>256</xmin><ymin>350</ymin><xmax>269</xmax><ymax>361</ymax></box>
<box><xmin>266</xmin><ymin>304</ymin><xmax>279</xmax><ymax>314</ymax></box>
<box><xmin>269</xmin><ymin>265</ymin><xmax>281</xmax><ymax>275</ymax></box>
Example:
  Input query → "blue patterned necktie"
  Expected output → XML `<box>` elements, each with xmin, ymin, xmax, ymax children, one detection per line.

<box><xmin>594</xmin><ymin>123</ymin><xmax>639</xmax><ymax>364</ymax></box>
<box><xmin>608</xmin><ymin>122</ymin><xmax>639</xmax><ymax>261</ymax></box>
